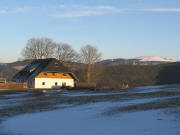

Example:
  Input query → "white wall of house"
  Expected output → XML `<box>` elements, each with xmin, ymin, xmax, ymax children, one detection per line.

<box><xmin>34</xmin><ymin>78</ymin><xmax>74</xmax><ymax>89</ymax></box>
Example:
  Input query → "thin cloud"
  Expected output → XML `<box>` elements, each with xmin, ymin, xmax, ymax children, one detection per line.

<box><xmin>59</xmin><ymin>5</ymin><xmax>66</xmax><ymax>9</ymax></box>
<box><xmin>15</xmin><ymin>7</ymin><xmax>32</xmax><ymax>13</ymax></box>
<box><xmin>71</xmin><ymin>4</ymin><xmax>89</xmax><ymax>9</ymax></box>
<box><xmin>96</xmin><ymin>6</ymin><xmax>116</xmax><ymax>10</ymax></box>
<box><xmin>0</xmin><ymin>7</ymin><xmax>32</xmax><ymax>14</ymax></box>
<box><xmin>66</xmin><ymin>5</ymin><xmax>121</xmax><ymax>11</ymax></box>
<box><xmin>96</xmin><ymin>6</ymin><xmax>121</xmax><ymax>12</ymax></box>
<box><xmin>0</xmin><ymin>9</ymin><xmax>8</xmax><ymax>14</ymax></box>
<box><xmin>144</xmin><ymin>8</ymin><xmax>180</xmax><ymax>12</ymax></box>
<box><xmin>51</xmin><ymin>5</ymin><xmax>121</xmax><ymax>19</ymax></box>
<box><xmin>51</xmin><ymin>11</ymin><xmax>105</xmax><ymax>18</ymax></box>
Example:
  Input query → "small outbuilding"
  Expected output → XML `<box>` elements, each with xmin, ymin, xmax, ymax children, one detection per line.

<box><xmin>13</xmin><ymin>58</ymin><xmax>78</xmax><ymax>89</ymax></box>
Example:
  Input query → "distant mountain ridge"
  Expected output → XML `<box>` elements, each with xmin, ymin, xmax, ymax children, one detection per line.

<box><xmin>101</xmin><ymin>56</ymin><xmax>176</xmax><ymax>66</ymax></box>
<box><xmin>0</xmin><ymin>56</ymin><xmax>176</xmax><ymax>69</ymax></box>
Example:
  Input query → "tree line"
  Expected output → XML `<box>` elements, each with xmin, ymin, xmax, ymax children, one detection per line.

<box><xmin>21</xmin><ymin>37</ymin><xmax>102</xmax><ymax>84</ymax></box>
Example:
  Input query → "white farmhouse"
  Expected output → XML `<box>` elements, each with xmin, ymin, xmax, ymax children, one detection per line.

<box><xmin>13</xmin><ymin>58</ymin><xmax>78</xmax><ymax>89</ymax></box>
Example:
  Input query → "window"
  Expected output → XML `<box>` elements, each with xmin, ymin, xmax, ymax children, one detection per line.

<box><xmin>62</xmin><ymin>82</ymin><xmax>66</xmax><ymax>87</ymax></box>
<box><xmin>43</xmin><ymin>73</ymin><xmax>47</xmax><ymax>76</ymax></box>
<box><xmin>42</xmin><ymin>82</ymin><xmax>45</xmax><ymax>85</ymax></box>
<box><xmin>55</xmin><ymin>82</ymin><xmax>58</xmax><ymax>86</ymax></box>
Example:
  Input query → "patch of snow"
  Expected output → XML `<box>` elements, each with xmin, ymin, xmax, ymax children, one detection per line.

<box><xmin>135</xmin><ymin>85</ymin><xmax>180</xmax><ymax>93</ymax></box>
<box><xmin>1</xmin><ymin>103</ymin><xmax>179</xmax><ymax>135</ymax></box>
<box><xmin>135</xmin><ymin>56</ymin><xmax>175</xmax><ymax>62</ymax></box>
<box><xmin>61</xmin><ymin>92</ymin><xmax>123</xmax><ymax>97</ymax></box>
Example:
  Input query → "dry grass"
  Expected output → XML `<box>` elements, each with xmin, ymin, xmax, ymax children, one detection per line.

<box><xmin>76</xmin><ymin>82</ymin><xmax>96</xmax><ymax>89</ymax></box>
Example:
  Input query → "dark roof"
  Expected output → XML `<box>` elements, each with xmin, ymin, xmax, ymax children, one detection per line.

<box><xmin>13</xmin><ymin>58</ymin><xmax>72</xmax><ymax>81</ymax></box>
<box><xmin>42</xmin><ymin>59</ymin><xmax>68</xmax><ymax>72</ymax></box>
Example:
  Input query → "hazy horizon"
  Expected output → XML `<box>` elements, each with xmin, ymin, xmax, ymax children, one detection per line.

<box><xmin>0</xmin><ymin>0</ymin><xmax>180</xmax><ymax>62</ymax></box>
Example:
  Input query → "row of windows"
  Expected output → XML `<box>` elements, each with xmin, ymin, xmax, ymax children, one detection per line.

<box><xmin>42</xmin><ymin>82</ymin><xmax>66</xmax><ymax>86</ymax></box>
<box><xmin>43</xmin><ymin>73</ymin><xmax>67</xmax><ymax>76</ymax></box>
<box><xmin>42</xmin><ymin>82</ymin><xmax>58</xmax><ymax>86</ymax></box>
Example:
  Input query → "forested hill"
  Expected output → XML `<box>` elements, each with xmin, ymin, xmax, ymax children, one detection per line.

<box><xmin>75</xmin><ymin>63</ymin><xmax>180</xmax><ymax>89</ymax></box>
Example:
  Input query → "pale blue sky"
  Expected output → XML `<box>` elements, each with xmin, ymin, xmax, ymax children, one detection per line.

<box><xmin>0</xmin><ymin>0</ymin><xmax>180</xmax><ymax>62</ymax></box>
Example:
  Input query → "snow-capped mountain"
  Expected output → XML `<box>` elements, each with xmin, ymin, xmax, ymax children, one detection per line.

<box><xmin>101</xmin><ymin>56</ymin><xmax>176</xmax><ymax>66</ymax></box>
<box><xmin>136</xmin><ymin>56</ymin><xmax>175</xmax><ymax>62</ymax></box>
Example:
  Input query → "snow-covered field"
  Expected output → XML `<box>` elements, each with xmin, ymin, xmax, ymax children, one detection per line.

<box><xmin>0</xmin><ymin>85</ymin><xmax>180</xmax><ymax>135</ymax></box>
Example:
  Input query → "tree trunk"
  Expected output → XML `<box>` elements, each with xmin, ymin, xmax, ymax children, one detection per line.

<box><xmin>87</xmin><ymin>63</ymin><xmax>91</xmax><ymax>83</ymax></box>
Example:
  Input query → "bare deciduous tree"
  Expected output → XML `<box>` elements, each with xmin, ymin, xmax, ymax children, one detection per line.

<box><xmin>90</xmin><ymin>63</ymin><xmax>104</xmax><ymax>84</ymax></box>
<box><xmin>21</xmin><ymin>37</ymin><xmax>56</xmax><ymax>59</ymax></box>
<box><xmin>80</xmin><ymin>45</ymin><xmax>102</xmax><ymax>83</ymax></box>
<box><xmin>54</xmin><ymin>43</ymin><xmax>79</xmax><ymax>63</ymax></box>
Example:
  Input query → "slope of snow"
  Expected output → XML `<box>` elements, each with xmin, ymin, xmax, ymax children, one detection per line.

<box><xmin>136</xmin><ymin>56</ymin><xmax>175</xmax><ymax>62</ymax></box>
<box><xmin>1</xmin><ymin>103</ymin><xmax>179</xmax><ymax>135</ymax></box>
